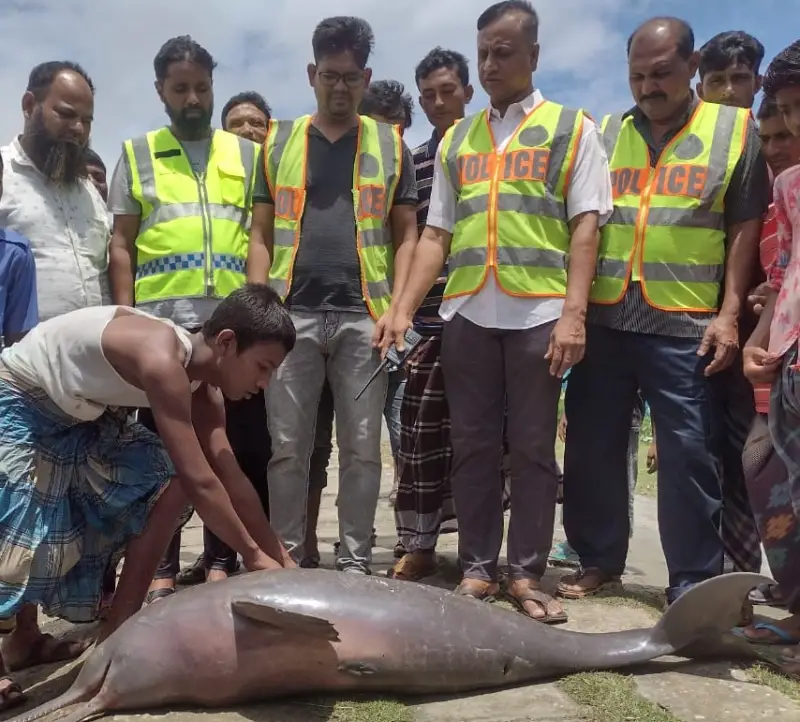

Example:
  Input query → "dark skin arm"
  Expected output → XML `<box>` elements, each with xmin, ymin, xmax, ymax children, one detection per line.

<box><xmin>698</xmin><ymin>218</ymin><xmax>763</xmax><ymax>375</ymax></box>
<box><xmin>743</xmin><ymin>289</ymin><xmax>782</xmax><ymax>385</ymax></box>
<box><xmin>373</xmin><ymin>203</ymin><xmax>419</xmax><ymax>348</ymax></box>
<box><xmin>192</xmin><ymin>384</ymin><xmax>294</xmax><ymax>567</ymax></box>
<box><xmin>545</xmin><ymin>212</ymin><xmax>600</xmax><ymax>377</ymax></box>
<box><xmin>382</xmin><ymin>224</ymin><xmax>452</xmax><ymax>354</ymax></box>
<box><xmin>122</xmin><ymin>328</ymin><xmax>280</xmax><ymax>570</ymax></box>
<box><xmin>108</xmin><ymin>214</ymin><xmax>141</xmax><ymax>305</ymax></box>
<box><xmin>246</xmin><ymin>203</ymin><xmax>275</xmax><ymax>283</ymax></box>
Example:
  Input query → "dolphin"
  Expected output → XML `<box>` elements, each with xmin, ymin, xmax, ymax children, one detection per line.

<box><xmin>9</xmin><ymin>568</ymin><xmax>768</xmax><ymax>722</ymax></box>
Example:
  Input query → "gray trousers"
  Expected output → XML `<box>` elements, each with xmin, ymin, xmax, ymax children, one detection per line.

<box><xmin>266</xmin><ymin>311</ymin><xmax>387</xmax><ymax>573</ymax></box>
<box><xmin>441</xmin><ymin>314</ymin><xmax>561</xmax><ymax>582</ymax></box>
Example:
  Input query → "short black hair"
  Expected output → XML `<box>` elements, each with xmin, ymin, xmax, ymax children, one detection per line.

<box><xmin>756</xmin><ymin>95</ymin><xmax>781</xmax><ymax>121</ymax></box>
<box><xmin>698</xmin><ymin>31</ymin><xmax>765</xmax><ymax>79</ymax></box>
<box><xmin>154</xmin><ymin>35</ymin><xmax>217</xmax><ymax>84</ymax></box>
<box><xmin>477</xmin><ymin>1</ymin><xmax>539</xmax><ymax>44</ymax></box>
<box><xmin>312</xmin><ymin>16</ymin><xmax>374</xmax><ymax>69</ymax></box>
<box><xmin>26</xmin><ymin>61</ymin><xmax>94</xmax><ymax>102</ymax></box>
<box><xmin>84</xmin><ymin>148</ymin><xmax>105</xmax><ymax>171</ymax></box>
<box><xmin>202</xmin><ymin>283</ymin><xmax>295</xmax><ymax>354</ymax></box>
<box><xmin>415</xmin><ymin>47</ymin><xmax>470</xmax><ymax>88</ymax></box>
<box><xmin>359</xmin><ymin>80</ymin><xmax>414</xmax><ymax>129</ymax></box>
<box><xmin>220</xmin><ymin>91</ymin><xmax>272</xmax><ymax>128</ymax></box>
<box><xmin>763</xmin><ymin>40</ymin><xmax>800</xmax><ymax>100</ymax></box>
<box><xmin>627</xmin><ymin>17</ymin><xmax>695</xmax><ymax>60</ymax></box>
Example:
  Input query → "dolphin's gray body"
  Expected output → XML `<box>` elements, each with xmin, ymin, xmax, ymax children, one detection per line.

<box><xmin>10</xmin><ymin>569</ymin><xmax>768</xmax><ymax>722</ymax></box>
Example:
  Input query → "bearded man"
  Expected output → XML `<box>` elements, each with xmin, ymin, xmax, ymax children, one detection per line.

<box><xmin>0</xmin><ymin>61</ymin><xmax>110</xmax><ymax>324</ymax></box>
<box><xmin>0</xmin><ymin>60</ymin><xmax>111</xmax><ymax>696</ymax></box>
<box><xmin>107</xmin><ymin>35</ymin><xmax>262</xmax><ymax>603</ymax></box>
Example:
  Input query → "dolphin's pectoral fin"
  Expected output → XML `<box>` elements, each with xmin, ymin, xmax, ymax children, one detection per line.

<box><xmin>338</xmin><ymin>661</ymin><xmax>380</xmax><ymax>677</ymax></box>
<box><xmin>231</xmin><ymin>598</ymin><xmax>341</xmax><ymax>642</ymax></box>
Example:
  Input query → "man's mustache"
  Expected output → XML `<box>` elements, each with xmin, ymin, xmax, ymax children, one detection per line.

<box><xmin>640</xmin><ymin>92</ymin><xmax>667</xmax><ymax>102</ymax></box>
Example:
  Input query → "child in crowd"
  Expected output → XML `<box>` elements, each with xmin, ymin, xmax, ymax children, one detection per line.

<box><xmin>0</xmin><ymin>284</ymin><xmax>295</xmax><ymax>709</ymax></box>
<box><xmin>0</xmin><ymin>151</ymin><xmax>38</xmax><ymax>351</ymax></box>
<box><xmin>741</xmin><ymin>39</ymin><xmax>800</xmax><ymax>674</ymax></box>
<box><xmin>0</xmin><ymin>150</ymin><xmax>39</xmax><ymax>708</ymax></box>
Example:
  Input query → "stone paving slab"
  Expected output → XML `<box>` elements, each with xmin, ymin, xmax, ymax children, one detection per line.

<box><xmin>636</xmin><ymin>666</ymin><xmax>800</xmax><ymax>721</ymax></box>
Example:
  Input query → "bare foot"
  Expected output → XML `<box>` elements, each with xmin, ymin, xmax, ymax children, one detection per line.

<box><xmin>2</xmin><ymin>628</ymin><xmax>91</xmax><ymax>672</ymax></box>
<box><xmin>205</xmin><ymin>569</ymin><xmax>229</xmax><ymax>583</ymax></box>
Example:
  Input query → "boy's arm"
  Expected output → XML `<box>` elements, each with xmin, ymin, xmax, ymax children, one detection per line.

<box><xmin>3</xmin><ymin>244</ymin><xmax>39</xmax><ymax>345</ymax></box>
<box><xmin>137</xmin><ymin>340</ymin><xmax>280</xmax><ymax>570</ymax></box>
<box><xmin>192</xmin><ymin>384</ymin><xmax>293</xmax><ymax>566</ymax></box>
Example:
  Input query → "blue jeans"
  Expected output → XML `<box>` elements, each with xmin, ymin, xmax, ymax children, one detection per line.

<box><xmin>563</xmin><ymin>325</ymin><xmax>723</xmax><ymax>602</ymax></box>
<box><xmin>266</xmin><ymin>311</ymin><xmax>387</xmax><ymax>573</ymax></box>
<box><xmin>384</xmin><ymin>370</ymin><xmax>405</xmax><ymax>460</ymax></box>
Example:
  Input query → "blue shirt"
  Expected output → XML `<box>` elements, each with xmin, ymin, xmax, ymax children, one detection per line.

<box><xmin>0</xmin><ymin>228</ymin><xmax>38</xmax><ymax>344</ymax></box>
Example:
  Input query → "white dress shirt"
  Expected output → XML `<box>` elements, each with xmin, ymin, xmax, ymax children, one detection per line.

<box><xmin>0</xmin><ymin>137</ymin><xmax>111</xmax><ymax>323</ymax></box>
<box><xmin>427</xmin><ymin>89</ymin><xmax>614</xmax><ymax>330</ymax></box>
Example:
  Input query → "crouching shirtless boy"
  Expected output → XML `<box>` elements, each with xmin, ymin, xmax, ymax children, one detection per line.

<box><xmin>0</xmin><ymin>283</ymin><xmax>294</xmax><ymax>710</ymax></box>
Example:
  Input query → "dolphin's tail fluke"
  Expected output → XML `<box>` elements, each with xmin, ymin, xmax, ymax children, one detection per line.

<box><xmin>651</xmin><ymin>571</ymin><xmax>772</xmax><ymax>653</ymax></box>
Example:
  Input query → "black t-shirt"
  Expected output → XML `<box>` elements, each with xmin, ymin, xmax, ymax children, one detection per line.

<box><xmin>254</xmin><ymin>124</ymin><xmax>418</xmax><ymax>313</ymax></box>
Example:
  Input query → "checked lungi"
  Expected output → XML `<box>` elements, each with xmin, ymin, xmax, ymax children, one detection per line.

<box><xmin>0</xmin><ymin>368</ymin><xmax>174</xmax><ymax>623</ymax></box>
<box><xmin>394</xmin><ymin>331</ymin><xmax>456</xmax><ymax>553</ymax></box>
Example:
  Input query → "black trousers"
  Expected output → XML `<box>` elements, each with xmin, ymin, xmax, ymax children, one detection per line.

<box><xmin>141</xmin><ymin>393</ymin><xmax>272</xmax><ymax>578</ymax></box>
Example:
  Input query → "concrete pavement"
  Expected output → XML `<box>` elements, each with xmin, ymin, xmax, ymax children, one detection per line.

<box><xmin>6</xmin><ymin>438</ymin><xmax>800</xmax><ymax>722</ymax></box>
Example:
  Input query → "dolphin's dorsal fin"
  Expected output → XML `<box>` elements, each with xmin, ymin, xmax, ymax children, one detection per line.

<box><xmin>231</xmin><ymin>597</ymin><xmax>341</xmax><ymax>642</ymax></box>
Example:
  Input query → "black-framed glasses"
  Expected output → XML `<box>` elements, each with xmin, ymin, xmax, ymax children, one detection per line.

<box><xmin>316</xmin><ymin>70</ymin><xmax>365</xmax><ymax>88</ymax></box>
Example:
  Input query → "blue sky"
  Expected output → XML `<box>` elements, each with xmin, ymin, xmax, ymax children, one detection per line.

<box><xmin>0</xmin><ymin>0</ymin><xmax>797</xmax><ymax>168</ymax></box>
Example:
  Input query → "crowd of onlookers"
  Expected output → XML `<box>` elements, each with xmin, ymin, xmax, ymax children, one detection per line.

<box><xmin>2</xmin><ymin>0</ymin><xmax>800</xmax><ymax>709</ymax></box>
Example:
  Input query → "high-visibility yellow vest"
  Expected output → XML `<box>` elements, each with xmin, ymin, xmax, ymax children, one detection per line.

<box><xmin>264</xmin><ymin>114</ymin><xmax>402</xmax><ymax>320</ymax></box>
<box><xmin>125</xmin><ymin>127</ymin><xmax>258</xmax><ymax>306</ymax></box>
<box><xmin>438</xmin><ymin>100</ymin><xmax>584</xmax><ymax>300</ymax></box>
<box><xmin>592</xmin><ymin>100</ymin><xmax>749</xmax><ymax>312</ymax></box>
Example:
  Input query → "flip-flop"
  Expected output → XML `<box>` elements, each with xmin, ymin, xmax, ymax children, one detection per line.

<box><xmin>733</xmin><ymin>622</ymin><xmax>800</xmax><ymax>646</ymax></box>
<box><xmin>0</xmin><ymin>677</ymin><xmax>26</xmax><ymax>712</ymax></box>
<box><xmin>505</xmin><ymin>586</ymin><xmax>569</xmax><ymax>625</ymax></box>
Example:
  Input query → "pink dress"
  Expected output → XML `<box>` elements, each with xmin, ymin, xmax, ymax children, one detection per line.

<box><xmin>767</xmin><ymin>165</ymin><xmax>800</xmax><ymax>361</ymax></box>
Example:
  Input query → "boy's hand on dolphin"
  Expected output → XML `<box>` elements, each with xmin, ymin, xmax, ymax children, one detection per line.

<box><xmin>243</xmin><ymin>550</ymin><xmax>283</xmax><ymax>572</ymax></box>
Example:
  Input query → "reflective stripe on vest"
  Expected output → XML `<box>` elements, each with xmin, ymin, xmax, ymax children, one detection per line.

<box><xmin>439</xmin><ymin>101</ymin><xmax>583</xmax><ymax>300</ymax></box>
<box><xmin>126</xmin><ymin>128</ymin><xmax>258</xmax><ymax>307</ymax></box>
<box><xmin>264</xmin><ymin>114</ymin><xmax>401</xmax><ymax>320</ymax></box>
<box><xmin>592</xmin><ymin>101</ymin><xmax>748</xmax><ymax>312</ymax></box>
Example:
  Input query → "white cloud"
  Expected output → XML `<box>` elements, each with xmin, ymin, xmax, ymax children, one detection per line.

<box><xmin>0</xmin><ymin>0</ymin><xmax>649</xmax><ymax>168</ymax></box>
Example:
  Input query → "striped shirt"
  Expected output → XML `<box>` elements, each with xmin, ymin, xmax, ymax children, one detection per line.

<box><xmin>413</xmin><ymin>132</ymin><xmax>448</xmax><ymax>325</ymax></box>
<box><xmin>588</xmin><ymin>93</ymin><xmax>770</xmax><ymax>339</ymax></box>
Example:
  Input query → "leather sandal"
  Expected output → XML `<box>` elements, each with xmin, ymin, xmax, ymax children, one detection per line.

<box><xmin>556</xmin><ymin>567</ymin><xmax>621</xmax><ymax>599</ymax></box>
<box><xmin>387</xmin><ymin>551</ymin><xmax>437</xmax><ymax>581</ymax></box>
<box><xmin>0</xmin><ymin>677</ymin><xmax>25</xmax><ymax>712</ymax></box>
<box><xmin>454</xmin><ymin>578</ymin><xmax>500</xmax><ymax>602</ymax></box>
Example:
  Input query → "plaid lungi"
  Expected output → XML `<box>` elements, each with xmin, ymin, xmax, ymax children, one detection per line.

<box><xmin>763</xmin><ymin>345</ymin><xmax>800</xmax><ymax>612</ymax></box>
<box><xmin>715</xmin><ymin>359</ymin><xmax>762</xmax><ymax>573</ymax></box>
<box><xmin>394</xmin><ymin>332</ymin><xmax>456</xmax><ymax>552</ymax></box>
<box><xmin>0</xmin><ymin>371</ymin><xmax>174</xmax><ymax>623</ymax></box>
